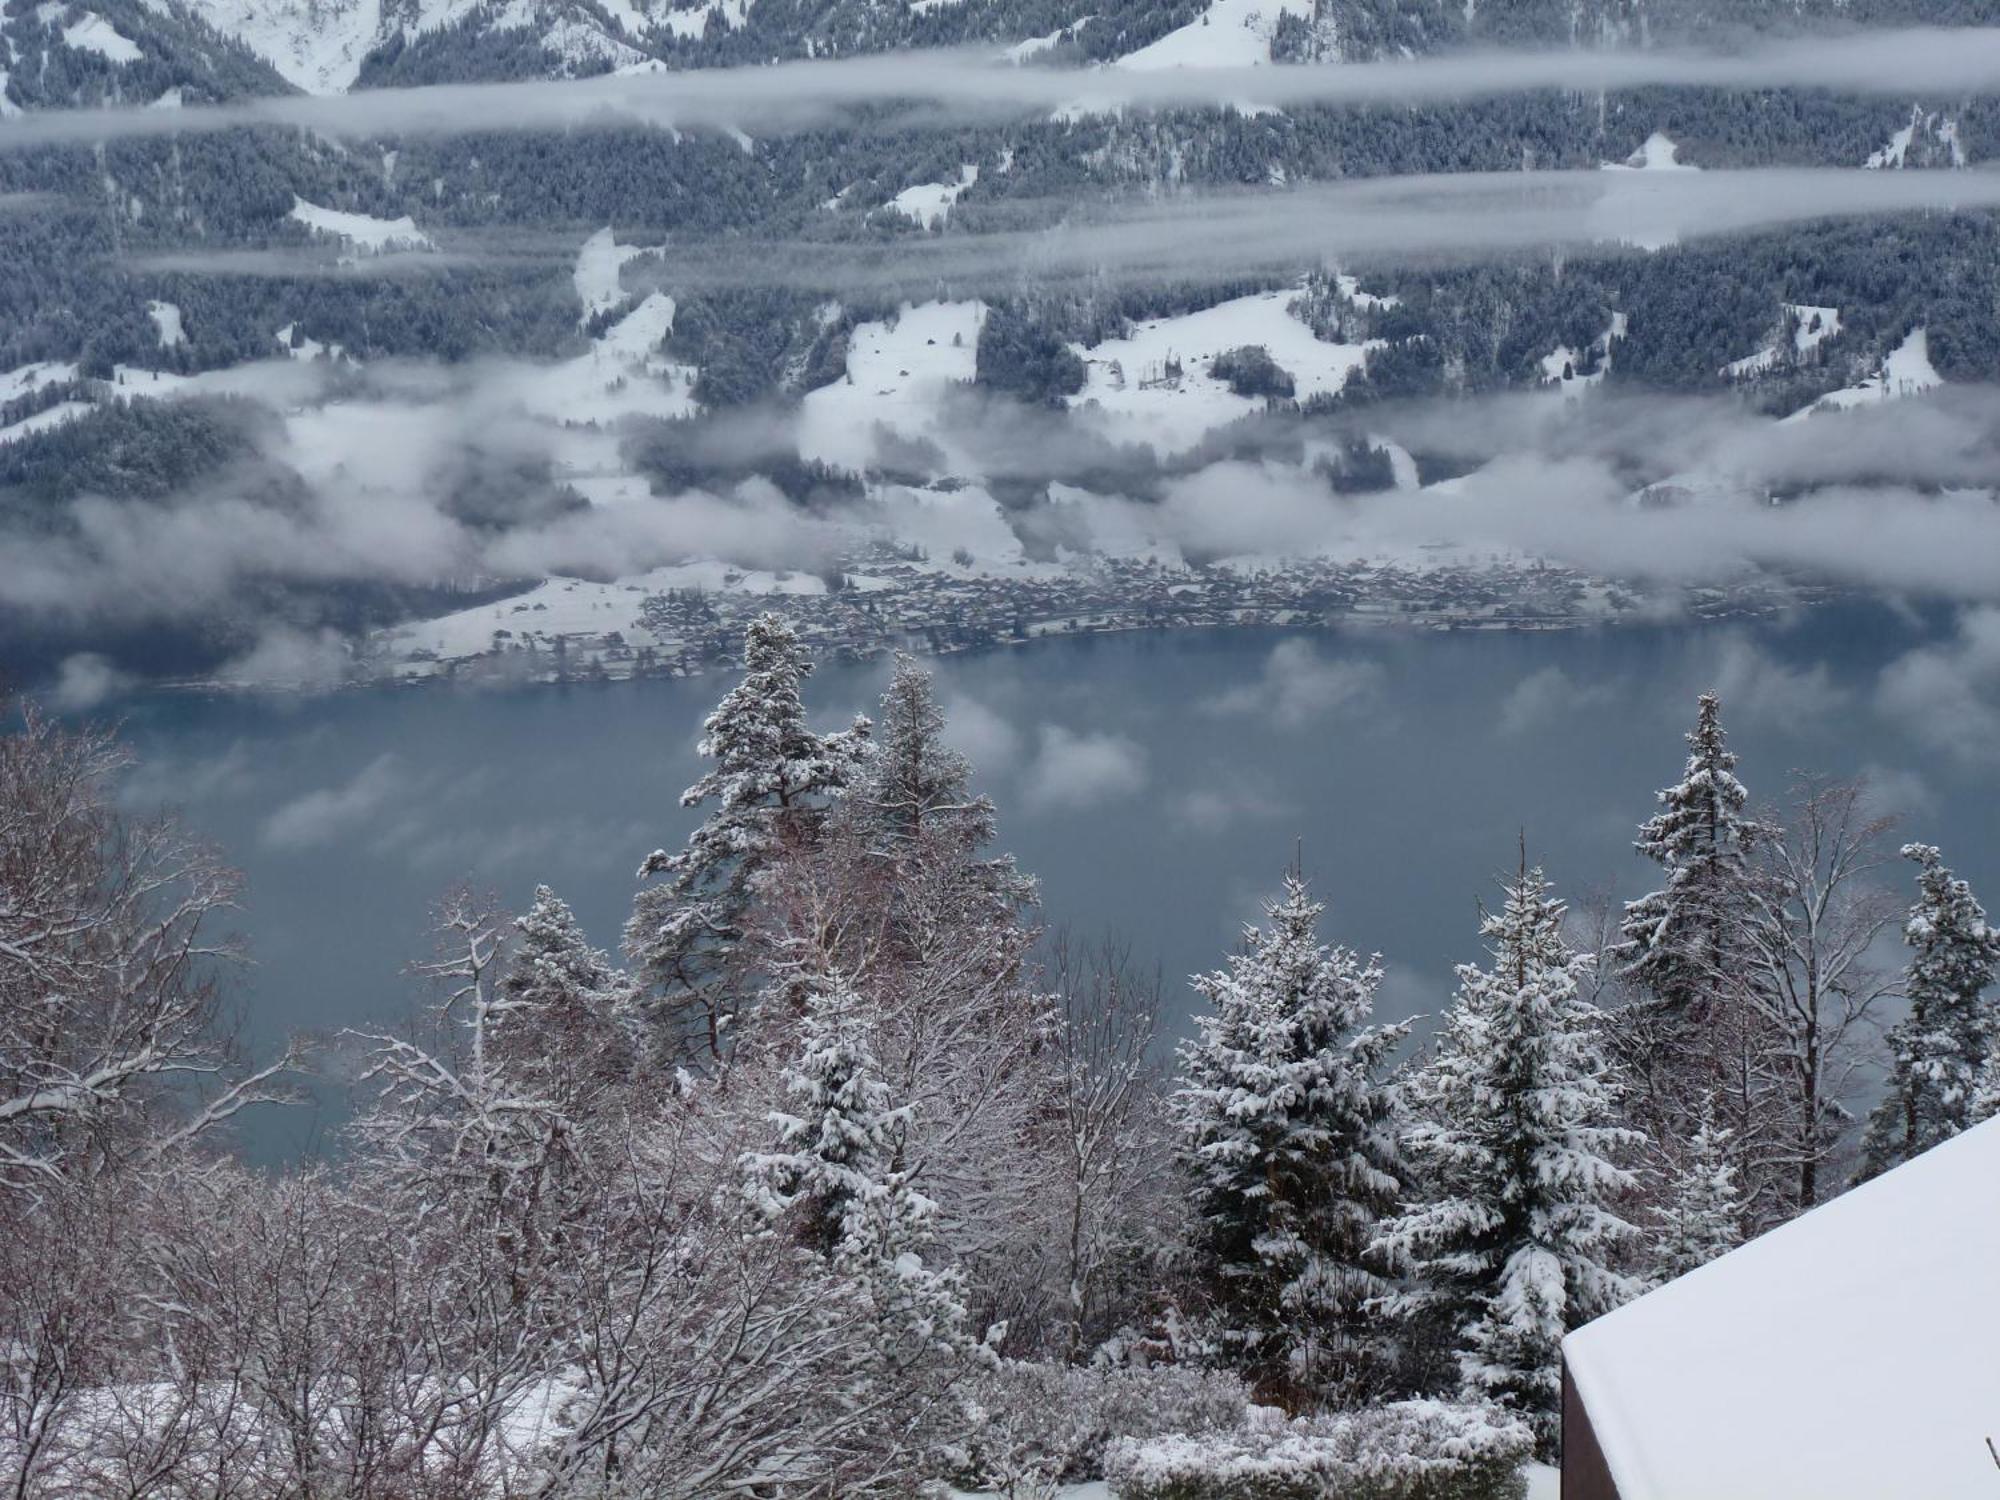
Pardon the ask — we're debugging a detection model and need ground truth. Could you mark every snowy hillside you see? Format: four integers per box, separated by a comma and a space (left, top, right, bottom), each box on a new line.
174, 0, 662, 91
1068, 290, 1378, 453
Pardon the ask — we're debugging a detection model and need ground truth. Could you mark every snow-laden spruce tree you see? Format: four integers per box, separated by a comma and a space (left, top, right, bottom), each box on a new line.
845, 654, 1035, 912
859, 653, 992, 848
493, 885, 644, 1096
1651, 1103, 1744, 1282
1176, 873, 1409, 1409
1859, 844, 2000, 1177
1380, 863, 1643, 1458
1618, 692, 1762, 1039
627, 613, 869, 1060
747, 978, 979, 1374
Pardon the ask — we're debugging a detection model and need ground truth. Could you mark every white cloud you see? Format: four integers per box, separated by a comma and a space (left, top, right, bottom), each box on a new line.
941, 690, 1024, 778
218, 627, 354, 691
1202, 638, 1383, 729
49, 653, 134, 712
1498, 665, 1615, 736
1875, 607, 2000, 762
1022, 725, 1148, 812
260, 754, 407, 850
18, 31, 2000, 150
1172, 782, 1290, 833
1701, 635, 1849, 727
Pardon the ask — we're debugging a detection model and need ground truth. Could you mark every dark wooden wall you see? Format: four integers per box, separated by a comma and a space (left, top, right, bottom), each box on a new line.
1562, 1360, 1623, 1500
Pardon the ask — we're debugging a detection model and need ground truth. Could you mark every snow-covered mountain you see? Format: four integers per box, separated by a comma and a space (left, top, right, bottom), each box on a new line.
172, 0, 695, 92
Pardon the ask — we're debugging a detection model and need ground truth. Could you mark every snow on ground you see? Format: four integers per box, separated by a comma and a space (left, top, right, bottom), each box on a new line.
798, 300, 986, 473
178, 0, 382, 93
0, 360, 80, 406
1790, 303, 1841, 356
1539, 312, 1625, 398
1523, 1463, 1559, 1500
106, 359, 327, 405
289, 196, 435, 256
875, 483, 1065, 577
1602, 132, 1693, 172
538, 15, 649, 70
1004, 23, 1073, 61
1865, 104, 1964, 169
886, 165, 978, 230
147, 300, 186, 349
1067, 290, 1376, 454
39, 5, 143, 62
493, 291, 698, 429
384, 566, 826, 664
1787, 326, 1939, 420
1723, 302, 1840, 378
276, 323, 347, 362
573, 226, 649, 324
1868, 108, 1921, 169
1565, 1116, 2000, 1500
149, 85, 183, 108
0, 71, 19, 119
1335, 273, 1400, 311
1116, 0, 1310, 68
0, 401, 93, 446
659, 0, 747, 39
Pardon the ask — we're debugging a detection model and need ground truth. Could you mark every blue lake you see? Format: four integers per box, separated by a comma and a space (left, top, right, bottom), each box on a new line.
110, 603, 1999, 1159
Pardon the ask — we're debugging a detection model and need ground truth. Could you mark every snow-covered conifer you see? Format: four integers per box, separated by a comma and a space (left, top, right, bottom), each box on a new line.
860, 653, 992, 848
1859, 844, 2000, 1175
1651, 1105, 1743, 1282
748, 979, 977, 1370
1176, 874, 1409, 1408
626, 614, 869, 1059
1618, 693, 1761, 1031
1379, 864, 1643, 1457
494, 885, 643, 1096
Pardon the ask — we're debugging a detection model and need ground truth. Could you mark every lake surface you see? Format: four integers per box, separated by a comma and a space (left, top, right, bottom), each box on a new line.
109, 603, 1999, 1160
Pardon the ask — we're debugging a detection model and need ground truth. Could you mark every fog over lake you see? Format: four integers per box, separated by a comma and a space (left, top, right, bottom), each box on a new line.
109, 603, 1999, 1160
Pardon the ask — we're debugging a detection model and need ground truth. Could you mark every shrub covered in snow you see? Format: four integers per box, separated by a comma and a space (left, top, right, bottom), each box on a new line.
1104, 1399, 1533, 1500
1209, 343, 1297, 400
942, 1361, 1251, 1491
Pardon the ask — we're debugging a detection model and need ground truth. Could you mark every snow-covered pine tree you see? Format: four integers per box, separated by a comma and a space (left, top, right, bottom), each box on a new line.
1651, 1103, 1743, 1282
860, 653, 991, 848
626, 613, 869, 1060
847, 654, 1035, 910
494, 885, 643, 1097
1858, 844, 2000, 1177
1175, 873, 1409, 1410
1618, 693, 1761, 1033
747, 979, 978, 1373
1975, 1044, 2000, 1126
1379, 863, 1643, 1458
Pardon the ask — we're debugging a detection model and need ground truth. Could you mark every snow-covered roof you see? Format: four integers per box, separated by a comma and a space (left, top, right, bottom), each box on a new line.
1563, 1117, 2000, 1499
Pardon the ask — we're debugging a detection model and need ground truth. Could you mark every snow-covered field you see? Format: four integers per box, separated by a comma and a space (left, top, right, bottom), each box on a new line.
1067, 290, 1376, 453
289, 196, 435, 256
0, 399, 94, 447
38, 3, 142, 61
573, 226, 650, 323
1788, 326, 1939, 420
1116, 0, 1311, 69
0, 360, 79, 407
1602, 131, 1694, 173
887, 165, 980, 229
799, 299, 987, 472
147, 300, 187, 350
1724, 302, 1840, 378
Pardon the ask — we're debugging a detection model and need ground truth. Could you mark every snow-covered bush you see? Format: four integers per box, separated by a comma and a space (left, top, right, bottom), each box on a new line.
1104, 1399, 1533, 1500
943, 1362, 1251, 1491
